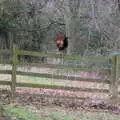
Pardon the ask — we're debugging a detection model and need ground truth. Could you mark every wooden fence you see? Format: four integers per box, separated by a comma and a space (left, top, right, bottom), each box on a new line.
0, 45, 120, 102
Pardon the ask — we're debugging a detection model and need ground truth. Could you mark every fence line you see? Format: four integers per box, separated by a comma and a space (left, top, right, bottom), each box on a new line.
0, 45, 120, 103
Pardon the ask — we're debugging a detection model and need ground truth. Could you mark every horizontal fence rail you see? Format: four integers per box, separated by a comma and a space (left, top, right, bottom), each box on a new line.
18, 63, 111, 74
0, 50, 11, 55
17, 49, 110, 62
0, 70, 111, 84
0, 45, 120, 103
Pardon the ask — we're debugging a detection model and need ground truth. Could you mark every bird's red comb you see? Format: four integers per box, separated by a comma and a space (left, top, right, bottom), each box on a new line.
56, 33, 62, 40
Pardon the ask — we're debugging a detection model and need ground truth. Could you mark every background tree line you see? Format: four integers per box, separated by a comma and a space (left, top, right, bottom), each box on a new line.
0, 0, 120, 57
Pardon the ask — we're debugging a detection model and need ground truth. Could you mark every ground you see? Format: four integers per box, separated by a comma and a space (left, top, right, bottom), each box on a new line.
0, 65, 120, 119
0, 102, 120, 120
0, 94, 120, 120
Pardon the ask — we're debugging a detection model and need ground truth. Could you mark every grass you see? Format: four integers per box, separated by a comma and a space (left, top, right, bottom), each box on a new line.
41, 112, 73, 120
39, 106, 120, 120
17, 75, 74, 87
3, 105, 73, 120
20, 76, 55, 84
4, 106, 40, 120
1, 105, 120, 120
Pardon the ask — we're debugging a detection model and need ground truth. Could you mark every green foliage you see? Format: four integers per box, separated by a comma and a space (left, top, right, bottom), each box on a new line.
4, 106, 40, 120
0, 0, 49, 51
43, 112, 73, 120
1, 105, 120, 120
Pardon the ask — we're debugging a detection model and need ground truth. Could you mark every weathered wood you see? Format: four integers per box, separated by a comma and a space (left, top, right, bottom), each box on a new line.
16, 82, 109, 93
0, 89, 11, 94
11, 45, 17, 97
0, 61, 11, 64
0, 81, 11, 85
0, 70, 11, 74
0, 50, 11, 55
18, 62, 111, 74
1, 48, 120, 102
0, 70, 110, 84
17, 50, 110, 62
16, 71, 110, 84
109, 55, 119, 103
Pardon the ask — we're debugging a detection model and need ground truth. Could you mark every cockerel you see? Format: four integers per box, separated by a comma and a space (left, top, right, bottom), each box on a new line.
56, 33, 68, 51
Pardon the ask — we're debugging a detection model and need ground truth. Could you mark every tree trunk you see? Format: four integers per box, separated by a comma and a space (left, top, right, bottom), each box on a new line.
63, 0, 74, 55
63, 0, 80, 55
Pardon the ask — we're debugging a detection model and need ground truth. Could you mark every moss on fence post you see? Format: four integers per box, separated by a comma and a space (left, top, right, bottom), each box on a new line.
11, 44, 17, 98
109, 55, 119, 104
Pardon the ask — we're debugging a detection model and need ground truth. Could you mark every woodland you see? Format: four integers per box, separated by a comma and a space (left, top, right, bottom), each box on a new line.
0, 1, 120, 119
0, 0, 120, 57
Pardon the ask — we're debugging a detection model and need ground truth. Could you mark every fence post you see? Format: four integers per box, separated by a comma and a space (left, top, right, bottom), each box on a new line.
11, 44, 17, 98
109, 55, 119, 104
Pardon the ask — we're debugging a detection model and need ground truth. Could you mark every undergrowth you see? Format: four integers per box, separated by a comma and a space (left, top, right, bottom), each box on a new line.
0, 105, 119, 120
4, 106, 39, 120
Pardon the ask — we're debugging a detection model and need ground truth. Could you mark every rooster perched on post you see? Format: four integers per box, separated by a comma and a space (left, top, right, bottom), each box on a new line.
56, 33, 68, 52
